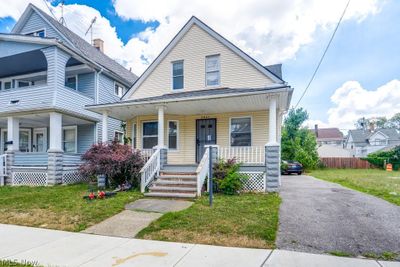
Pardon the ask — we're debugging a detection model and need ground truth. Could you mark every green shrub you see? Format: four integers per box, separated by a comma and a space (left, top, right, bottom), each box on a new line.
213, 158, 246, 195
365, 146, 400, 169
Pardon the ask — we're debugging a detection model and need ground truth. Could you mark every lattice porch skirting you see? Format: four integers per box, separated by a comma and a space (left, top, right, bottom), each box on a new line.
240, 171, 266, 192
62, 166, 89, 184
12, 168, 48, 186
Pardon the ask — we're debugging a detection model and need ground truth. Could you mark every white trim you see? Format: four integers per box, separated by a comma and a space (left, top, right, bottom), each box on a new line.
171, 60, 184, 91
122, 16, 283, 100
62, 126, 78, 153
65, 75, 78, 91
142, 120, 158, 149
167, 120, 179, 151
114, 130, 124, 144
229, 116, 252, 147
131, 122, 137, 149
33, 127, 48, 152
21, 28, 46, 37
114, 81, 126, 97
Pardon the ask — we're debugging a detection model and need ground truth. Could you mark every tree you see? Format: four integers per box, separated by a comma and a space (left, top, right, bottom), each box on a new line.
389, 113, 400, 130
281, 108, 319, 169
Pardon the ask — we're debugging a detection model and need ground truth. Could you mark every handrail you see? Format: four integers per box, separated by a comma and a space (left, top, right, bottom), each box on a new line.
0, 154, 7, 186
196, 147, 210, 196
139, 148, 161, 193
218, 146, 265, 164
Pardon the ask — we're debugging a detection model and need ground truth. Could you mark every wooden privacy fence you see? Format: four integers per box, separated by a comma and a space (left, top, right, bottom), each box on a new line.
320, 157, 373, 169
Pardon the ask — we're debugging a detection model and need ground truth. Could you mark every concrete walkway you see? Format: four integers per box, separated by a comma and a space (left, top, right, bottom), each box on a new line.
1, 224, 398, 267
277, 175, 400, 259
82, 199, 193, 238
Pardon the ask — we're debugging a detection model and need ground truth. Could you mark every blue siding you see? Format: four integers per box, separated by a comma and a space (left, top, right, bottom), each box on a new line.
77, 124, 95, 153
77, 72, 95, 99
0, 41, 45, 58
14, 153, 48, 166
18, 11, 66, 42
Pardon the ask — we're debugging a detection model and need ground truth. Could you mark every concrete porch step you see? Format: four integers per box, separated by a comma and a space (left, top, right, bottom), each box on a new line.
155, 180, 197, 186
157, 175, 197, 181
144, 192, 197, 198
159, 171, 197, 176
150, 186, 197, 193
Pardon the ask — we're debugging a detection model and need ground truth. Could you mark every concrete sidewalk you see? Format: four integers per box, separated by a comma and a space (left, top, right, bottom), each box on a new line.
0, 224, 398, 267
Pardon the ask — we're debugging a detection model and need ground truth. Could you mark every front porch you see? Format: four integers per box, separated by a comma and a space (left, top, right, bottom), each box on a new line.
89, 87, 289, 195
0, 112, 96, 186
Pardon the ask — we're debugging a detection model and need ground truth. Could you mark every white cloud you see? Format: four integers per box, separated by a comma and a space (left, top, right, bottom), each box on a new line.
0, 0, 382, 75
315, 80, 400, 129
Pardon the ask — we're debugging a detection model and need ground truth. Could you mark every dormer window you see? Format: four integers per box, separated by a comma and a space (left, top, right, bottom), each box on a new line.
172, 61, 184, 90
114, 83, 126, 97
206, 55, 220, 86
26, 29, 45, 38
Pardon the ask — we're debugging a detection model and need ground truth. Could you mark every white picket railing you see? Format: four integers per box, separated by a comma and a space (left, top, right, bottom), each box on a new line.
218, 146, 265, 164
196, 147, 210, 196
140, 148, 161, 193
140, 149, 154, 160
0, 154, 6, 186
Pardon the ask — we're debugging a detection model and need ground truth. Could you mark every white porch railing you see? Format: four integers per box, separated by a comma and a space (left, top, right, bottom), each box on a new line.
140, 149, 154, 160
140, 148, 161, 193
218, 146, 265, 164
0, 154, 6, 186
196, 147, 210, 196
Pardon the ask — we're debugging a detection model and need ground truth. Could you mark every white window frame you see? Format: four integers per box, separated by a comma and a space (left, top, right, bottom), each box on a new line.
62, 126, 78, 154
65, 75, 78, 90
142, 121, 158, 149
114, 82, 126, 97
1, 79, 13, 90
131, 122, 137, 149
114, 130, 124, 144
23, 28, 46, 38
0, 128, 32, 153
33, 128, 48, 152
167, 120, 179, 151
205, 54, 221, 87
171, 60, 184, 90
229, 116, 252, 147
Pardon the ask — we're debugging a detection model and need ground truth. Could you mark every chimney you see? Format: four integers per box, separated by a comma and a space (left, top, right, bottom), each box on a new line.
93, 38, 104, 53
314, 124, 319, 138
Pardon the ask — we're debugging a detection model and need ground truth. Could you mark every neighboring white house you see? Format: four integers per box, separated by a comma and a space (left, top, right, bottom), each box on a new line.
345, 128, 400, 157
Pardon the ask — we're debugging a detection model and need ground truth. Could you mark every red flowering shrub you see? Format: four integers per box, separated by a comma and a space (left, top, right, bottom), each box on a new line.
80, 141, 144, 188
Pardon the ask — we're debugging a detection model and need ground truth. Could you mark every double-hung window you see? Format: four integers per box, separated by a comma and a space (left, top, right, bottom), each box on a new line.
142, 122, 158, 149
114, 83, 126, 97
168, 121, 178, 150
172, 61, 184, 90
230, 117, 251, 146
65, 76, 77, 90
206, 55, 220, 86
63, 126, 77, 153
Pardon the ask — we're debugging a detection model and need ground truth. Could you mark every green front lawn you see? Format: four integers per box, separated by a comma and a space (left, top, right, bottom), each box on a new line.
137, 193, 281, 249
0, 184, 142, 231
309, 169, 400, 206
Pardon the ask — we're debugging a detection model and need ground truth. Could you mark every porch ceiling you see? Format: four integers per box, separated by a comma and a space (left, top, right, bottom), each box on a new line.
89, 87, 293, 120
0, 112, 94, 128
0, 50, 47, 78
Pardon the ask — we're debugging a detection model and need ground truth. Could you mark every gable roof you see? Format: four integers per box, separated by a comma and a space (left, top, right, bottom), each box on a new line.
347, 129, 370, 147
312, 128, 344, 141
375, 128, 400, 140
122, 16, 285, 100
11, 4, 137, 86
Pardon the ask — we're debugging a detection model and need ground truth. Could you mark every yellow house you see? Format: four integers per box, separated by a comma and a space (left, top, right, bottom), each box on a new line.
87, 17, 293, 197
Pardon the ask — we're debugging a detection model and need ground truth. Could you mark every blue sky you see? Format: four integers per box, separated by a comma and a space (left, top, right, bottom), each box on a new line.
0, 0, 399, 130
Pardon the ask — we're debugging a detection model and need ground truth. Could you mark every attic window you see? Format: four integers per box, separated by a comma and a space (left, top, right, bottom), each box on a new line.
26, 29, 45, 38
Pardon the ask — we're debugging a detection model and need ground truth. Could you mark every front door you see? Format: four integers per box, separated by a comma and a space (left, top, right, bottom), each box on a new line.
33, 128, 47, 152
196, 119, 217, 163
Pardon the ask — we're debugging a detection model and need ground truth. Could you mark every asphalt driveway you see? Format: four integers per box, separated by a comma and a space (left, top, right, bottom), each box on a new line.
277, 175, 400, 259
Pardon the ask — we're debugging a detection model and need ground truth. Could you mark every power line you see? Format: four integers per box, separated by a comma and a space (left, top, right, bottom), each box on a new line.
42, 0, 58, 21
294, 0, 351, 109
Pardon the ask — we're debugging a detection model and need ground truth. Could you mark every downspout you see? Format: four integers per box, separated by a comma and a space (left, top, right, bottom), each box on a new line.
94, 68, 104, 143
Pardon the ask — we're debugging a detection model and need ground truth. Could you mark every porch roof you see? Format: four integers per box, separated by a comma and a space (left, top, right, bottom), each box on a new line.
86, 86, 293, 120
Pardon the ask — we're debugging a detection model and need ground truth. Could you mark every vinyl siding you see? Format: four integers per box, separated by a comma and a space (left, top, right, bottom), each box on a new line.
129, 24, 275, 100
77, 124, 95, 153
0, 41, 46, 57
77, 72, 95, 99
18, 11, 65, 41
126, 110, 269, 164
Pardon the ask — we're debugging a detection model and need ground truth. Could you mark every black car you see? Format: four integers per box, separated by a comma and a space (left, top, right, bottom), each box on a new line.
281, 160, 303, 175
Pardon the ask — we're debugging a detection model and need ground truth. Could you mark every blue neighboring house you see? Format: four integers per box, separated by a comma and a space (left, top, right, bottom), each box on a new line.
0, 4, 137, 186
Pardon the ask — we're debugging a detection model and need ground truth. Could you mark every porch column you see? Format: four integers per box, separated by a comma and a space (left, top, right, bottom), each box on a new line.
102, 111, 108, 143
48, 112, 63, 185
265, 97, 280, 192
157, 106, 165, 148
7, 117, 19, 151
